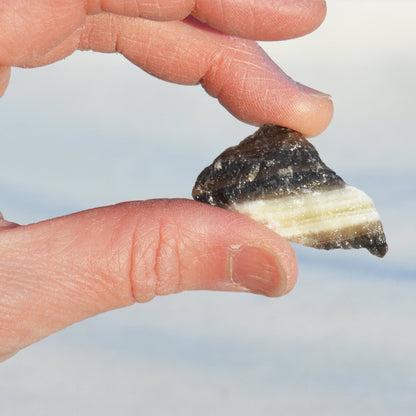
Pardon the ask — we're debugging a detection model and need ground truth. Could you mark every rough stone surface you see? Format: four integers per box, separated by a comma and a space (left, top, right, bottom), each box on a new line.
193, 125, 388, 257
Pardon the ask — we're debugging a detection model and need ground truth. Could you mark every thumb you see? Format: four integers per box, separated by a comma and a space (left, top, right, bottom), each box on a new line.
0, 199, 297, 359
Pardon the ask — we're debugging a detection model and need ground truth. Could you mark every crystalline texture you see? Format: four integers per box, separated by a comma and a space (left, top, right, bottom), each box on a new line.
192, 125, 388, 257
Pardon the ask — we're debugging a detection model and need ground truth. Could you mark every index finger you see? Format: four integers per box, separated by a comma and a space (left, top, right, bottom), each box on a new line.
30, 14, 332, 137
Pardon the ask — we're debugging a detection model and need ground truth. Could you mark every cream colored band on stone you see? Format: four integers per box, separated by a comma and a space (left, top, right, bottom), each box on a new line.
232, 185, 381, 241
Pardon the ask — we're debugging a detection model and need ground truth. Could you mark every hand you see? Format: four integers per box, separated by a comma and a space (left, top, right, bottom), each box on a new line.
0, 0, 332, 361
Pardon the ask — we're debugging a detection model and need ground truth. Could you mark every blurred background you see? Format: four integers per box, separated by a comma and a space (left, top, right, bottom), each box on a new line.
1, 1, 415, 415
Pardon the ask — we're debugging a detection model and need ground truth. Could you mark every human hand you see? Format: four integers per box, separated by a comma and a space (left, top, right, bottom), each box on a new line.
0, 0, 333, 361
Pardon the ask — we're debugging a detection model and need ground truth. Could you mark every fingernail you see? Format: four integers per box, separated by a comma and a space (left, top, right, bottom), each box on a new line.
294, 80, 331, 98
229, 245, 287, 297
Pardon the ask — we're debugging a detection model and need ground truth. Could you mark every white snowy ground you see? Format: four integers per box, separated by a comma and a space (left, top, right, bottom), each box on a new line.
1, 2, 415, 415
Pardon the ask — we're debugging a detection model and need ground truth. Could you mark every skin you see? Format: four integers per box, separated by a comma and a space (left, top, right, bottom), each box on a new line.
0, 0, 333, 362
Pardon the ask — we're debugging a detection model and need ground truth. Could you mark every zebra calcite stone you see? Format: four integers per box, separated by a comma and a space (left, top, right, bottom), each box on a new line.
192, 124, 388, 257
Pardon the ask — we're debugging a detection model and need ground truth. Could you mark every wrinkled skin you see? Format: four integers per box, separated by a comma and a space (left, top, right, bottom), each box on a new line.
0, 0, 333, 362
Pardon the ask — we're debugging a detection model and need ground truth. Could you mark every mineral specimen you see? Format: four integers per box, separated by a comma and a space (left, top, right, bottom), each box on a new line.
192, 124, 388, 257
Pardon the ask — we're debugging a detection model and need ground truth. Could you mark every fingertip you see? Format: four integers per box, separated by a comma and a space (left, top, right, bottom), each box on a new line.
281, 244, 298, 296
242, 91, 334, 138
193, 0, 328, 41
203, 41, 334, 137
296, 0, 328, 37
227, 215, 299, 297
287, 92, 334, 137
230, 221, 299, 297
167, 200, 299, 297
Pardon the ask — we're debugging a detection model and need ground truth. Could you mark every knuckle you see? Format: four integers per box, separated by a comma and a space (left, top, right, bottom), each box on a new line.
79, 14, 118, 52
129, 203, 183, 303
153, 216, 182, 296
201, 37, 258, 98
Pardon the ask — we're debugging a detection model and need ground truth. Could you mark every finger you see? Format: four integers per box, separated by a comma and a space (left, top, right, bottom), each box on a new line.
32, 14, 332, 136
0, 1, 332, 135
87, 0, 193, 20
92, 0, 327, 40
0, 0, 192, 67
192, 0, 327, 40
0, 66, 11, 97
0, 199, 297, 359
95, 15, 333, 136
0, 0, 86, 67
0, 0, 324, 68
